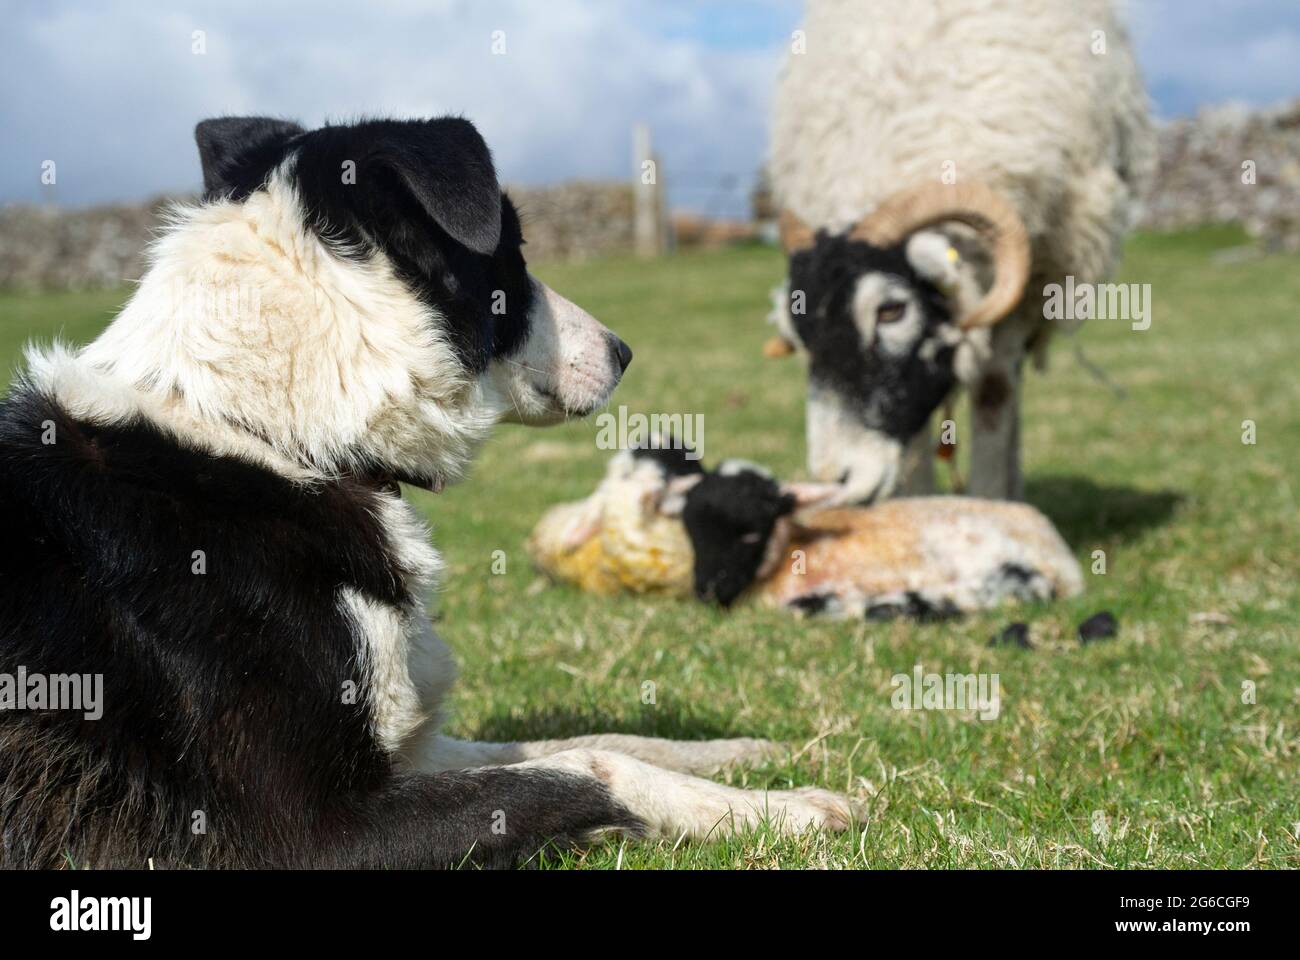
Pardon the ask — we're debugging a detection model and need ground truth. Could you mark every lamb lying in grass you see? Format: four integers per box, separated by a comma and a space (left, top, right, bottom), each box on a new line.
527, 446, 1083, 619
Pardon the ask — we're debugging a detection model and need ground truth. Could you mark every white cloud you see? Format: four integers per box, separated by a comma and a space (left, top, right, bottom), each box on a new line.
0, 0, 791, 213
3, 0, 1297, 213
1128, 0, 1300, 117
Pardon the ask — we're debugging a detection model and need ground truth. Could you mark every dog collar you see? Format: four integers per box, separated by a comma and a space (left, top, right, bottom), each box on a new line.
348, 468, 446, 497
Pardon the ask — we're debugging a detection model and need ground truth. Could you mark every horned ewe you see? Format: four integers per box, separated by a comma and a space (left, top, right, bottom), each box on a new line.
527, 446, 1083, 618
766, 0, 1155, 503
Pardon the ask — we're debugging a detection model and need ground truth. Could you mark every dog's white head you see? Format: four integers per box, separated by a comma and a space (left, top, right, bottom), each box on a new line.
76, 116, 630, 489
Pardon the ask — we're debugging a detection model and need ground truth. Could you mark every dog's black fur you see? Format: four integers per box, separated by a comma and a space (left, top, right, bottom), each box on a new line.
0, 117, 639, 869
198, 116, 535, 378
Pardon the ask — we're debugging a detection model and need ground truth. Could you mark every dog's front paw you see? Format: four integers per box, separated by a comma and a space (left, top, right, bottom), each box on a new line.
761, 787, 861, 833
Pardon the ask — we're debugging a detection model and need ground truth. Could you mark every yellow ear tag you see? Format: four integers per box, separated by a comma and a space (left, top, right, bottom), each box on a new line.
935, 247, 963, 296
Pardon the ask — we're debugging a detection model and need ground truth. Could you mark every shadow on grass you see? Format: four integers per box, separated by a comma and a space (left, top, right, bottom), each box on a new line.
1026, 474, 1184, 545
471, 705, 750, 744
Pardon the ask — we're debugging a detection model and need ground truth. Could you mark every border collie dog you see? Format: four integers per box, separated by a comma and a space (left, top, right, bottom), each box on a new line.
0, 116, 854, 868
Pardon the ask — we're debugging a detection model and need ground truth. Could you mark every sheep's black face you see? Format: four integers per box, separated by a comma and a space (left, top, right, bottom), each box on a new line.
786, 233, 959, 504
681, 470, 794, 607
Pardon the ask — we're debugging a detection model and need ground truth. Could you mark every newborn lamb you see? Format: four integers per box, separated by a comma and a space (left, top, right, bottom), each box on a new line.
527, 445, 1083, 619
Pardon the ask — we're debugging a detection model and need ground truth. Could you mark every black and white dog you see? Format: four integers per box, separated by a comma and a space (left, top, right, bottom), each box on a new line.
0, 116, 853, 868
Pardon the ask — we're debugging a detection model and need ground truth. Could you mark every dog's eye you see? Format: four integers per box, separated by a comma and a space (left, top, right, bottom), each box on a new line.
877, 301, 907, 324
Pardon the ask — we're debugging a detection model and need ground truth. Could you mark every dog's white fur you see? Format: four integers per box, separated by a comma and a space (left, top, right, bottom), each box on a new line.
80, 172, 498, 486
31, 172, 856, 842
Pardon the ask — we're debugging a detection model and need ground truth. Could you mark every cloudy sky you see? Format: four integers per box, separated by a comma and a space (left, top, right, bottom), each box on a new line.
3, 0, 1298, 213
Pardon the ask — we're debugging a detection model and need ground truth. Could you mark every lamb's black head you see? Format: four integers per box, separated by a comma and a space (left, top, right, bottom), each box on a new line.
665, 462, 838, 608
773, 183, 1031, 504
679, 466, 793, 607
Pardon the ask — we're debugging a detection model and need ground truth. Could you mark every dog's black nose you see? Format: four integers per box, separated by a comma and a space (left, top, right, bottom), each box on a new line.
608, 335, 633, 374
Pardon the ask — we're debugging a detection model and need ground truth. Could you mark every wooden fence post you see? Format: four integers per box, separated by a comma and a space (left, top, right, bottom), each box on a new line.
633, 122, 667, 257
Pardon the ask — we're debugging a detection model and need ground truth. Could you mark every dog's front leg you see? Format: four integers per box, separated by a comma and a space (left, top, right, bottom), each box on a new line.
302, 767, 642, 869
407, 732, 783, 776
503, 749, 859, 840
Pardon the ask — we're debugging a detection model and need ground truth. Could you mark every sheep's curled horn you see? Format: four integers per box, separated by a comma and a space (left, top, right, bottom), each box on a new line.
765, 180, 1032, 356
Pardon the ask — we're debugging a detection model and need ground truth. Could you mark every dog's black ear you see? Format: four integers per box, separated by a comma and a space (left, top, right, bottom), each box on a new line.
195, 117, 305, 199
373, 118, 503, 255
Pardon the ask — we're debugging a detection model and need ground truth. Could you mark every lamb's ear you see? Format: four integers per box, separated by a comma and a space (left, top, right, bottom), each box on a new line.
658, 473, 704, 517
374, 118, 503, 255
779, 482, 842, 512
195, 117, 304, 198
558, 501, 604, 552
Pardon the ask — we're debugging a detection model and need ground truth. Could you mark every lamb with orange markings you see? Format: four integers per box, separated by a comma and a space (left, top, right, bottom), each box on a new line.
527, 444, 1082, 619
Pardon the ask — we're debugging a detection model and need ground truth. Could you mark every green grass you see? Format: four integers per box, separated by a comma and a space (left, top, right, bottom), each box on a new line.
2, 227, 1297, 868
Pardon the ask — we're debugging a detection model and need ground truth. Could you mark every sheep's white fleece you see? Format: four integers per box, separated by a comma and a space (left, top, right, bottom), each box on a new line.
770, 0, 1155, 312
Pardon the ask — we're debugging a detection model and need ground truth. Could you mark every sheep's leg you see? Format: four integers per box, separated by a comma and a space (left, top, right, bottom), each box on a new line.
968, 318, 1028, 501
1007, 380, 1023, 499
968, 370, 1022, 500
896, 419, 935, 495
407, 733, 784, 777
505, 748, 858, 840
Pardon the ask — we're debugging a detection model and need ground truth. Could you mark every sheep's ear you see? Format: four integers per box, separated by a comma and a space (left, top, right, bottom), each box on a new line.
905, 231, 964, 294
764, 281, 800, 359
779, 482, 841, 512
905, 229, 990, 317
658, 474, 703, 517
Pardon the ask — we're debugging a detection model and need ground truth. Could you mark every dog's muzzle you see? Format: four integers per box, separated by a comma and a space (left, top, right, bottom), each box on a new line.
494, 279, 630, 425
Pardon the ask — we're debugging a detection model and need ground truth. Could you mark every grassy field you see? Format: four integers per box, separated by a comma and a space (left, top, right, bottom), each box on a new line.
1, 227, 1297, 868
